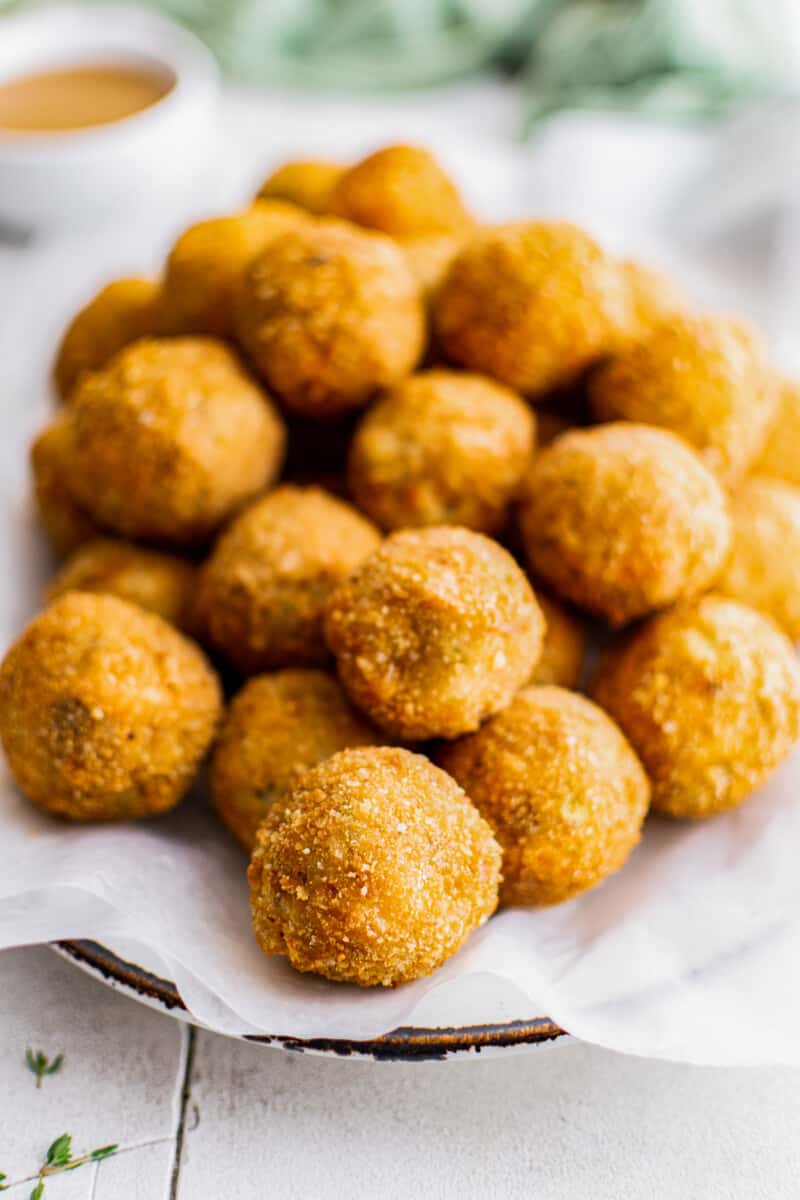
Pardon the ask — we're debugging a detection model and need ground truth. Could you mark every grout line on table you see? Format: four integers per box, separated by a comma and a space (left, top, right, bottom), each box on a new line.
169, 1025, 196, 1200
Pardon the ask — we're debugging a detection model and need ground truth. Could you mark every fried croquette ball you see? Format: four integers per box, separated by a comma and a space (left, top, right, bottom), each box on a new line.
61, 338, 286, 547
54, 277, 160, 400
398, 232, 463, 300
30, 416, 98, 558
716, 476, 800, 641
196, 486, 381, 674
589, 314, 775, 485
618, 259, 686, 342
434, 221, 629, 398
46, 538, 196, 630
530, 593, 586, 688
329, 144, 472, 237
236, 222, 425, 418
438, 687, 649, 906
347, 369, 535, 535
593, 595, 800, 820
210, 669, 380, 851
248, 746, 501, 986
519, 424, 731, 627
159, 201, 308, 338
754, 376, 800, 486
256, 159, 344, 215
0, 592, 222, 821
324, 526, 544, 740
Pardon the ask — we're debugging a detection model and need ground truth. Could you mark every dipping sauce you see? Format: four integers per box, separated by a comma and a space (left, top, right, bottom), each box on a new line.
0, 63, 174, 133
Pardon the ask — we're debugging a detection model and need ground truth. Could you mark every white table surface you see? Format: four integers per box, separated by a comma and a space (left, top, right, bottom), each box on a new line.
2, 944, 800, 1199
2, 75, 800, 1198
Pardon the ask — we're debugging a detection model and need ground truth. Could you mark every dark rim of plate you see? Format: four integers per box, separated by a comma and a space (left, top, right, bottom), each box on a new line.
56, 938, 565, 1061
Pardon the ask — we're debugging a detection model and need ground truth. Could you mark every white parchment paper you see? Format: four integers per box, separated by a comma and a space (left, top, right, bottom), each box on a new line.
1, 101, 798, 1064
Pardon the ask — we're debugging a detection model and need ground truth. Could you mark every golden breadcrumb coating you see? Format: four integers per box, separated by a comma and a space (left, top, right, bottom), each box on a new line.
519, 423, 731, 627
196, 486, 381, 674
589, 314, 775, 485
754, 376, 800, 486
617, 259, 686, 342
159, 201, 309, 338
54, 277, 160, 400
348, 369, 535, 535
211, 669, 380, 852
329, 145, 472, 237
0, 592, 222, 821
529, 592, 586, 688
716, 475, 800, 641
256, 160, 345, 215
397, 232, 464, 300
434, 221, 629, 398
324, 526, 544, 740
47, 538, 196, 630
237, 221, 425, 417
61, 338, 286, 547
593, 595, 800, 820
248, 746, 501, 986
438, 686, 649, 906
30, 415, 98, 558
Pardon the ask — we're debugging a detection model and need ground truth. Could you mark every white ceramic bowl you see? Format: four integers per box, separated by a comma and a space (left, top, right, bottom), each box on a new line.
0, 5, 219, 231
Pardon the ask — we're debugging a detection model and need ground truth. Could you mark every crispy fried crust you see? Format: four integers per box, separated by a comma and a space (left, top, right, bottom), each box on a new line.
61, 338, 286, 547
329, 145, 472, 237
159, 201, 309, 338
256, 160, 345, 215
438, 686, 649, 905
519, 423, 731, 626
196, 486, 381, 673
54, 277, 160, 400
716, 475, 800, 641
592, 595, 800, 819
617, 259, 686, 343
0, 592, 222, 821
248, 746, 501, 986
529, 592, 586, 688
324, 526, 544, 740
348, 369, 535, 535
589, 314, 775, 485
434, 222, 629, 397
47, 538, 196, 630
755, 376, 800, 486
237, 221, 425, 417
397, 232, 464, 301
30, 415, 98, 558
211, 669, 380, 852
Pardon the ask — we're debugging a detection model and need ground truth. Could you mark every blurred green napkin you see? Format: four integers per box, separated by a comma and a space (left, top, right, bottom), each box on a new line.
4, 0, 798, 122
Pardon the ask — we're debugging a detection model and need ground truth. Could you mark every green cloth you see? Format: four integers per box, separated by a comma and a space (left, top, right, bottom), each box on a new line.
4, 0, 797, 122
520, 0, 795, 125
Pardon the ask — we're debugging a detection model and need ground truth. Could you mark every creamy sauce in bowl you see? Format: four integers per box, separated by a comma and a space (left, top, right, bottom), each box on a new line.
0, 62, 174, 133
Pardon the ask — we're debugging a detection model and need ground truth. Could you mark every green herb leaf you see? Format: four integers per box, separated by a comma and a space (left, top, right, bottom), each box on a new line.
90, 1145, 118, 1161
45, 1133, 72, 1168
30, 1181, 44, 1200
26, 1049, 64, 1089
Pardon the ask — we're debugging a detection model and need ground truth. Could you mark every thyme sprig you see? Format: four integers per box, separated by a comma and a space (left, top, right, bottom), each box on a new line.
23, 1134, 118, 1198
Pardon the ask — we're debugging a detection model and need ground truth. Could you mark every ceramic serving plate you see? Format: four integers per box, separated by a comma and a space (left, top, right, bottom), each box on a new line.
53, 940, 564, 1060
